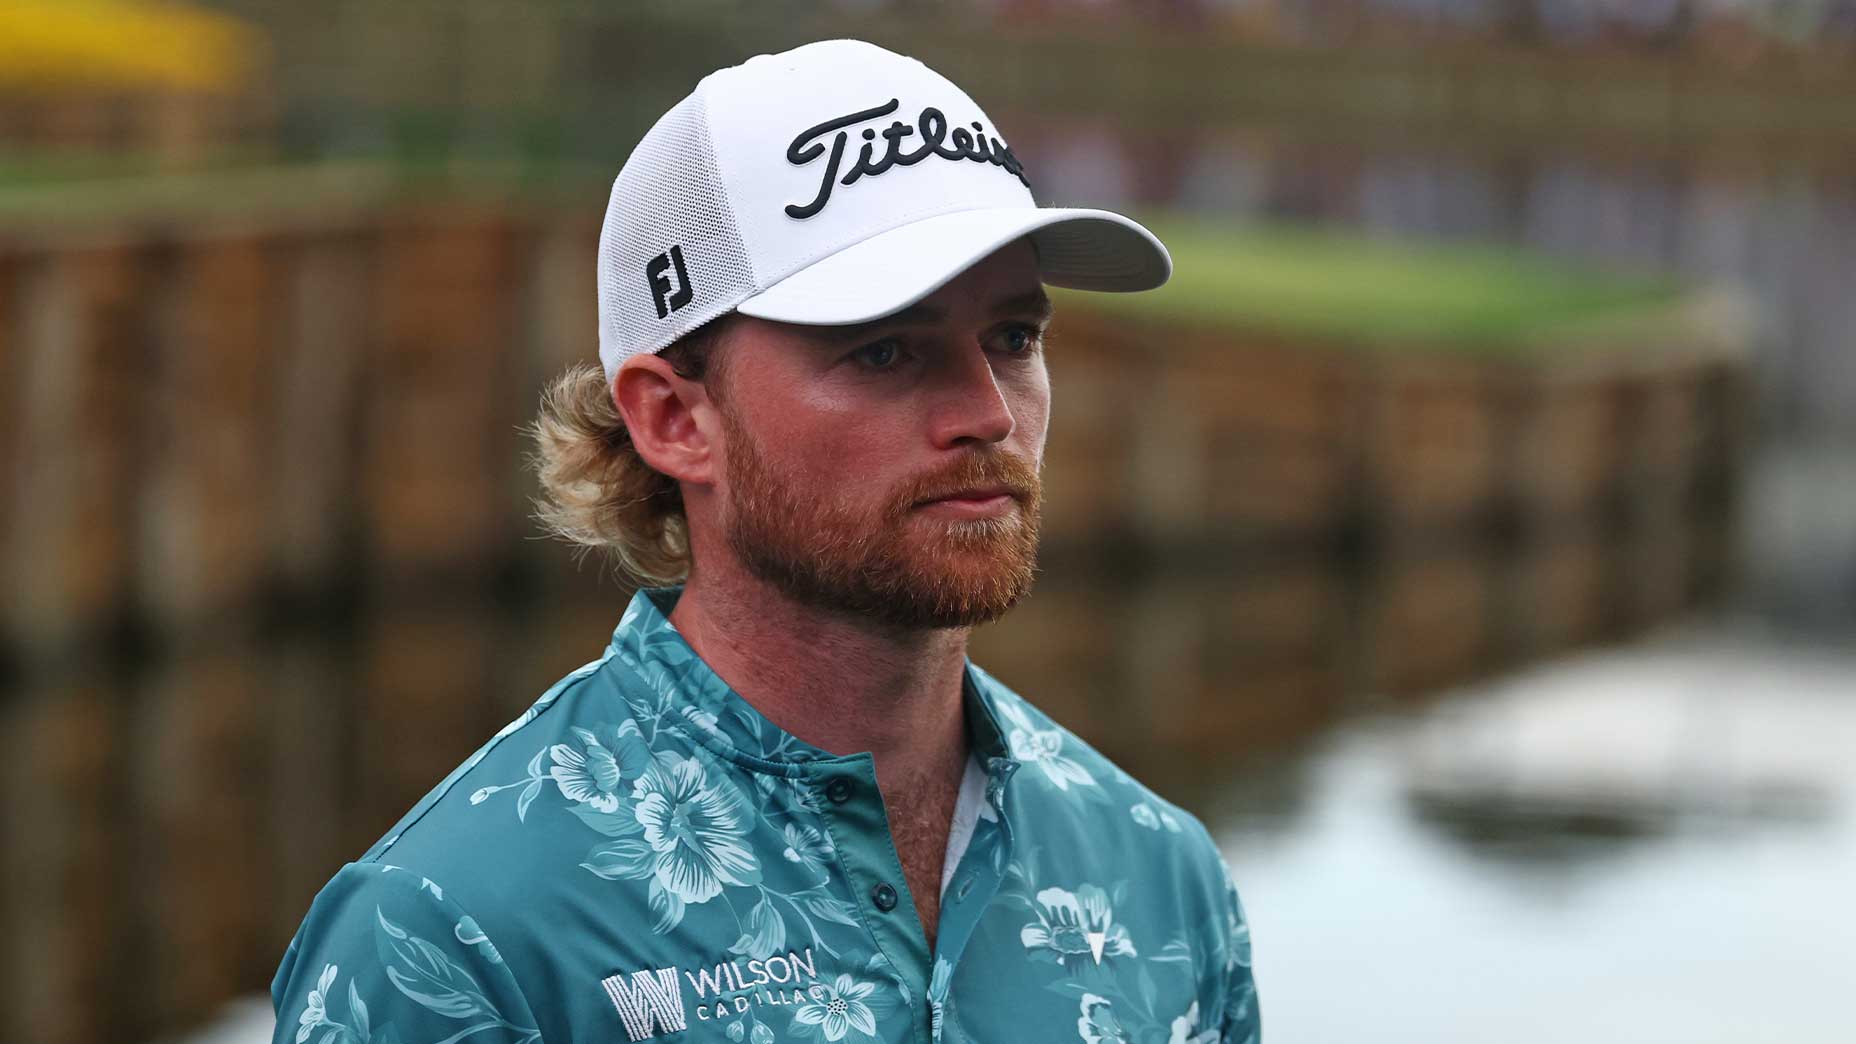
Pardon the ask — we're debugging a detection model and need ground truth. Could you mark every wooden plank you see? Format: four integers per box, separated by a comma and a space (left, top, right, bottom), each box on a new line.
362, 210, 521, 585
1362, 355, 1503, 536
269, 229, 373, 597
1503, 367, 1626, 528
0, 247, 20, 658
2, 246, 147, 660
133, 235, 277, 633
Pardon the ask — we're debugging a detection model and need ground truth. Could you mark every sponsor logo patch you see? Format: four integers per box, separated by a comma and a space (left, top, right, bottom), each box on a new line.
601, 947, 827, 1041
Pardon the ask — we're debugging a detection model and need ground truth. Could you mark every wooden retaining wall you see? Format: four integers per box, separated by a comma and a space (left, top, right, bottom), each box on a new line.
0, 198, 602, 671
0, 198, 1753, 671
1041, 307, 1746, 562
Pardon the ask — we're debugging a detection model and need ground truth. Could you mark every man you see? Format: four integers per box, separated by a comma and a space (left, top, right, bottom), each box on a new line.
271, 39, 1259, 1044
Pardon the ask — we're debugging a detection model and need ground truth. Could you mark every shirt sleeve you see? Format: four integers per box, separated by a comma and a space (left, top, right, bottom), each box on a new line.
1216, 863, 1261, 1044
270, 861, 544, 1044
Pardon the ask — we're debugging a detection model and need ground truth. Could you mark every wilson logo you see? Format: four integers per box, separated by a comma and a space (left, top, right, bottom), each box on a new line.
599, 948, 827, 1038
601, 967, 686, 1042
646, 244, 694, 319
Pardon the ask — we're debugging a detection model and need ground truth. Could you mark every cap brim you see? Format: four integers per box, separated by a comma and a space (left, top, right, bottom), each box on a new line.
733, 207, 1171, 325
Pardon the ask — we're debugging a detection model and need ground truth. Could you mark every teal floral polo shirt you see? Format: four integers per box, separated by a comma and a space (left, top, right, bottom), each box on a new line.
271, 585, 1261, 1044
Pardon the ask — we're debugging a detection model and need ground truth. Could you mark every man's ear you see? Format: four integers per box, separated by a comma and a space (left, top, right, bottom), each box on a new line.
613, 356, 719, 487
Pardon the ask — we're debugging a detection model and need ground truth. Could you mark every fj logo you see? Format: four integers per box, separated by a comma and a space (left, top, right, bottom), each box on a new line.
646, 244, 694, 319
601, 967, 687, 1042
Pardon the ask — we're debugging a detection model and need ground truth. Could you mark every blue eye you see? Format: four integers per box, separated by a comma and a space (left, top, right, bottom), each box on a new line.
853, 339, 904, 369
998, 324, 1042, 354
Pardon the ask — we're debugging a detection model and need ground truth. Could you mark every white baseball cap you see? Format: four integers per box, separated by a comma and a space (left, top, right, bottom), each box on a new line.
596, 37, 1172, 382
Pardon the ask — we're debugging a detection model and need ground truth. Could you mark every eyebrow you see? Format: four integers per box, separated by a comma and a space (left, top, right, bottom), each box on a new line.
814, 288, 1054, 344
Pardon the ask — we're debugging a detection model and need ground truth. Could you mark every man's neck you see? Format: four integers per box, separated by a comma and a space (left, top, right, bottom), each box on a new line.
665, 560, 972, 793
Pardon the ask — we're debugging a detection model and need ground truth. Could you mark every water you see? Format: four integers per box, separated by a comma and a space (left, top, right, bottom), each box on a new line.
1208, 620, 1856, 1043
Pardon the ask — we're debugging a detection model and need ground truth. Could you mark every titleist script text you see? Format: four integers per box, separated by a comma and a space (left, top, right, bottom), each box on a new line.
784, 98, 1031, 220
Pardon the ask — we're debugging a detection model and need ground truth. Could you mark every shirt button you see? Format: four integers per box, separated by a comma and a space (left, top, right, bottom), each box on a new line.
824, 778, 853, 804
872, 882, 899, 911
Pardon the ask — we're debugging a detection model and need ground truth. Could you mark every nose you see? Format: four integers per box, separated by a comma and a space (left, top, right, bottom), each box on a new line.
928, 341, 1016, 449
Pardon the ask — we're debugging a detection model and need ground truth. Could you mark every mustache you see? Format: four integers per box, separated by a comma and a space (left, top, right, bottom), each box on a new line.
896, 451, 1040, 512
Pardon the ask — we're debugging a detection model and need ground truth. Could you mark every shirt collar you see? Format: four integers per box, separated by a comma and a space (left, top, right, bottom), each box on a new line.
605, 584, 1018, 774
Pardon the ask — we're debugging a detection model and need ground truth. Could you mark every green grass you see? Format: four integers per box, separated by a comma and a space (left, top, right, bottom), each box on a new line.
1059, 213, 1692, 355
0, 155, 608, 226
0, 166, 1700, 359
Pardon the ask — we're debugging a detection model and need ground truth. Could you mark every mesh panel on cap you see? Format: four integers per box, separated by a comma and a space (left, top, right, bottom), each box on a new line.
597, 89, 757, 380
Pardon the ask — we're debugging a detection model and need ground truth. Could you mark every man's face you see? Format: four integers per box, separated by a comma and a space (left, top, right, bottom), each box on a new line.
710, 238, 1051, 630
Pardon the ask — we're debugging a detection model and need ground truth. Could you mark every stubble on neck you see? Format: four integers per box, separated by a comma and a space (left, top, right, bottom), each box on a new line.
668, 552, 974, 763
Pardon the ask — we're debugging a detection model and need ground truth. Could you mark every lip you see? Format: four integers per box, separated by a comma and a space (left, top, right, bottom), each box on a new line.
919, 486, 1014, 505
916, 487, 1017, 518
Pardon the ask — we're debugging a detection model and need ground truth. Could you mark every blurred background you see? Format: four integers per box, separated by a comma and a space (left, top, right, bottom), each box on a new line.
2, 2, 1853, 1042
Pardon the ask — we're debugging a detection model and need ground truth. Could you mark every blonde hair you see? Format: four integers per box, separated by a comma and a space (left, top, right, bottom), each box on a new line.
527, 318, 734, 586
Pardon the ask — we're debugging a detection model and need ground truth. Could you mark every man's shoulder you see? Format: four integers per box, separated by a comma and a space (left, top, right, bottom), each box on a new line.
344, 640, 657, 923
271, 857, 542, 1041
280, 640, 679, 1038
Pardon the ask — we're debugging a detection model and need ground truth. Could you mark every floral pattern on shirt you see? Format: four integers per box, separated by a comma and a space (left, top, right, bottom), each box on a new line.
549, 723, 653, 813
284, 867, 541, 1044
1167, 1000, 1220, 1044
275, 586, 1260, 1044
633, 753, 761, 903
1021, 885, 1138, 972
998, 699, 1097, 791
791, 972, 890, 1042
783, 823, 836, 877
1077, 993, 1132, 1044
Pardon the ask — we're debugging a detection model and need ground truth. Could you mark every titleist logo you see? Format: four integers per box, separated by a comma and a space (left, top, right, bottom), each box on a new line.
783, 98, 1030, 220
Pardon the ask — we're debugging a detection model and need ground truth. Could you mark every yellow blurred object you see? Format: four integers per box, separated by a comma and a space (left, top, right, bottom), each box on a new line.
0, 0, 259, 94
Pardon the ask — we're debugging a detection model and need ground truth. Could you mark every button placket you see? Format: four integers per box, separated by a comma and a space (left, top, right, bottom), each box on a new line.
920, 757, 1017, 1042
808, 755, 932, 1030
